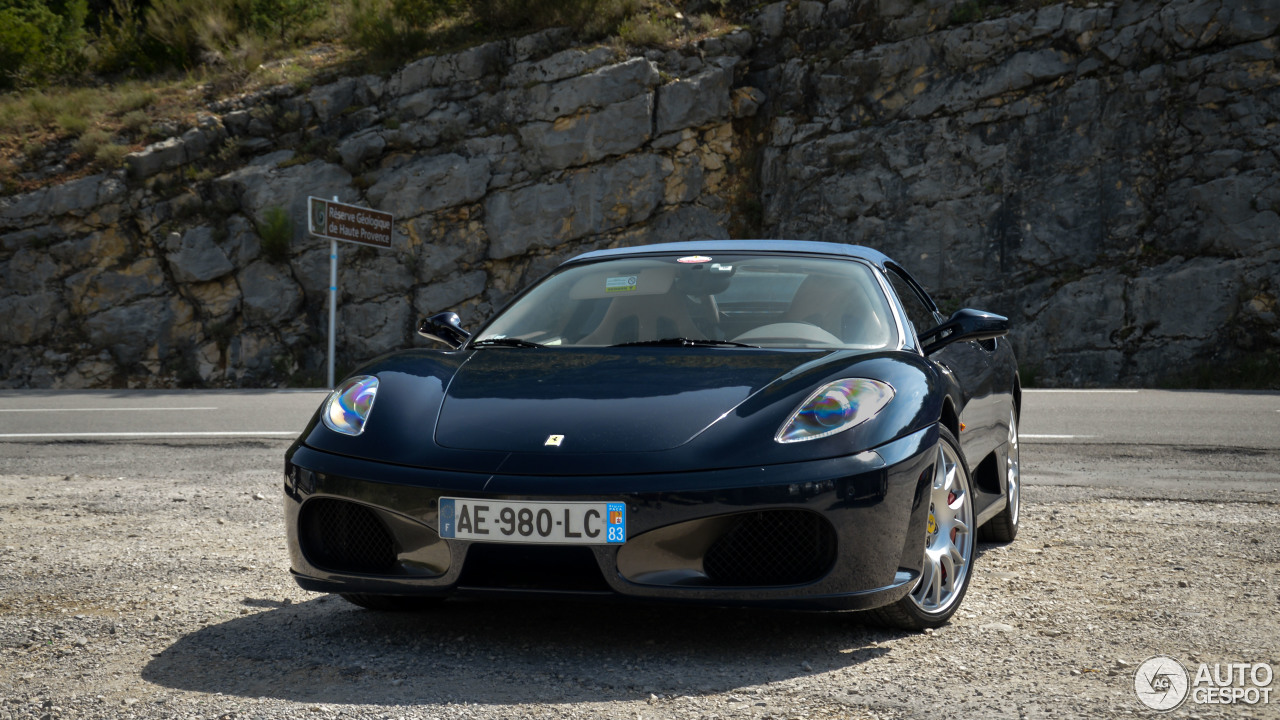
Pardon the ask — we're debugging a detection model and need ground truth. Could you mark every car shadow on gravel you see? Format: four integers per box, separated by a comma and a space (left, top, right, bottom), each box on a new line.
142, 595, 901, 705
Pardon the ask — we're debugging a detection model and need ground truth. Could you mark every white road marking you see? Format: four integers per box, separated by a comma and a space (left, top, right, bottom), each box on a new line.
0, 407, 218, 413
1023, 389, 1140, 393
0, 431, 297, 439
1022, 434, 1097, 440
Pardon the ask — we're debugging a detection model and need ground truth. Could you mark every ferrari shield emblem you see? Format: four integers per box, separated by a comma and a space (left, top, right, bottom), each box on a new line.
545, 434, 564, 447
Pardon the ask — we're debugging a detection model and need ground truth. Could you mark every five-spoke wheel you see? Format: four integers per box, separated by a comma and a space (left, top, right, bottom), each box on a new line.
867, 426, 976, 629
907, 430, 975, 617
981, 409, 1021, 542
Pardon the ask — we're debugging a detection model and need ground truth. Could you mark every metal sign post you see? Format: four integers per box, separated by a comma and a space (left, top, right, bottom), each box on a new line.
307, 196, 395, 389
328, 215, 337, 389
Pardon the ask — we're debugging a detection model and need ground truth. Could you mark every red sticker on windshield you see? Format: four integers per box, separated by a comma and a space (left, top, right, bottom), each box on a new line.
677, 255, 712, 264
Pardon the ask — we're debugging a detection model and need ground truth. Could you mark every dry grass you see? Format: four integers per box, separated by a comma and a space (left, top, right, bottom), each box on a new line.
93, 142, 131, 170
73, 128, 111, 157
0, 2, 739, 196
618, 13, 679, 47
0, 43, 351, 195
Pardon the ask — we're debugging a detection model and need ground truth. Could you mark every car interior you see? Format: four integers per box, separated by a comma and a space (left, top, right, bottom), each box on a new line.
482, 257, 899, 350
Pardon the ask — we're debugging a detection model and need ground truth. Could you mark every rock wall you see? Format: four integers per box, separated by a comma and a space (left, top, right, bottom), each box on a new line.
752, 0, 1280, 385
1, 0, 1278, 388
0, 29, 755, 387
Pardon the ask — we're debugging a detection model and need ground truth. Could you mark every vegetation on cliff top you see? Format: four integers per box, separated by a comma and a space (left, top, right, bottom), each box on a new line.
0, 0, 735, 194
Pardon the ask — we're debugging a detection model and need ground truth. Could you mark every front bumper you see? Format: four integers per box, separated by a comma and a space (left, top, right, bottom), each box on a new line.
284, 425, 938, 611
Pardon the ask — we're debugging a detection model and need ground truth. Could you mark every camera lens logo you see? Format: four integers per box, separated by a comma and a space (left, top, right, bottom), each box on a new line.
1135, 655, 1190, 711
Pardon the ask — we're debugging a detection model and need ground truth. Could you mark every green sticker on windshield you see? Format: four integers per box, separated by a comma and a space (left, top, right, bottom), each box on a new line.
606, 276, 638, 293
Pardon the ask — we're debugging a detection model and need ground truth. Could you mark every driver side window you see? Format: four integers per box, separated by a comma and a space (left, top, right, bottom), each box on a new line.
886, 270, 938, 341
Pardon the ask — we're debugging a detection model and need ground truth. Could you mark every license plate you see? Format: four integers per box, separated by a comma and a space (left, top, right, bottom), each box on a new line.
438, 498, 626, 544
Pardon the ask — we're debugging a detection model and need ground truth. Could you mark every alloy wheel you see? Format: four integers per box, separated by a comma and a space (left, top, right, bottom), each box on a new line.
1007, 411, 1020, 526
908, 439, 975, 615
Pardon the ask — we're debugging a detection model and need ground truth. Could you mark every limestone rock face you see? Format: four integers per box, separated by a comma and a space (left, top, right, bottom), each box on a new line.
2, 1, 1277, 388
656, 61, 734, 135
366, 154, 492, 220
484, 153, 666, 259
753, 0, 1280, 386
165, 227, 234, 284
520, 93, 654, 171
0, 293, 62, 345
239, 261, 304, 327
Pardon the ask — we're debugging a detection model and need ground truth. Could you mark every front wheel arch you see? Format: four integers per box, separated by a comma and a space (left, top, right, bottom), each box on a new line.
864, 425, 976, 630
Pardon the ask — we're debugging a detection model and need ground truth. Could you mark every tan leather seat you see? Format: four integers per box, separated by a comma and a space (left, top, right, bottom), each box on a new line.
579, 292, 703, 346
784, 275, 888, 346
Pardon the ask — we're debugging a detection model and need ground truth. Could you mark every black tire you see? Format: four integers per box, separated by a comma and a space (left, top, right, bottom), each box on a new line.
339, 593, 444, 611
865, 426, 975, 631
980, 409, 1020, 543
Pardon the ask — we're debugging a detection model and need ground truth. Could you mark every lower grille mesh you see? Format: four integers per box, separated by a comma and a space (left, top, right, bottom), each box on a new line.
458, 544, 608, 592
300, 498, 397, 574
703, 510, 836, 586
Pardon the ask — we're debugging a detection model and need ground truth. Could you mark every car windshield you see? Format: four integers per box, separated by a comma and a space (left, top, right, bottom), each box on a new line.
474, 254, 900, 350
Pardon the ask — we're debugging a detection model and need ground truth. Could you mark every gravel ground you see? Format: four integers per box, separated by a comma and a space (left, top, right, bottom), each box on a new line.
1, 439, 1278, 720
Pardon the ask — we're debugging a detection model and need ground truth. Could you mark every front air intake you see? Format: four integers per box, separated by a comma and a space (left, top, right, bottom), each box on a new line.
299, 498, 398, 574
702, 510, 836, 586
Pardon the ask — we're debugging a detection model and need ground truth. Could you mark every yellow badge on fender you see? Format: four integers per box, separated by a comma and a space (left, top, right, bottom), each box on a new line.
545, 434, 564, 447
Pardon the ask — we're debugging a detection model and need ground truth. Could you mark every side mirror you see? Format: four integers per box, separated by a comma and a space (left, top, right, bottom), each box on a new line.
417, 312, 471, 349
920, 308, 1008, 355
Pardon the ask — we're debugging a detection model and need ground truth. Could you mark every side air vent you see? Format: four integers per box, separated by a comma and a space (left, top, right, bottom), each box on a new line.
702, 510, 836, 586
299, 498, 398, 574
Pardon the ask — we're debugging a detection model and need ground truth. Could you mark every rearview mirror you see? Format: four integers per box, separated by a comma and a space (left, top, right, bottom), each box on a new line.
418, 312, 471, 349
920, 308, 1008, 355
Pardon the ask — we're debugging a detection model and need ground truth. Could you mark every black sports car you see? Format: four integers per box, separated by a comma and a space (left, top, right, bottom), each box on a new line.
284, 240, 1021, 629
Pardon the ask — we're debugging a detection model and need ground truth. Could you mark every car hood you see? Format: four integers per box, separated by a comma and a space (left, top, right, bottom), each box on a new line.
298, 347, 938, 476
434, 349, 812, 453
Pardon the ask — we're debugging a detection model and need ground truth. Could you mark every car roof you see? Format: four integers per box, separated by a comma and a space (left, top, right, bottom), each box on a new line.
566, 240, 895, 270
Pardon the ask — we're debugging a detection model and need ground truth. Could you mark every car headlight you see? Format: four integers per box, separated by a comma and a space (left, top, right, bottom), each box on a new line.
321, 375, 379, 436
775, 379, 894, 443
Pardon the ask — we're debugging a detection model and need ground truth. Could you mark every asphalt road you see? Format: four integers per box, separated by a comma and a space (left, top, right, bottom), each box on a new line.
0, 389, 328, 440
0, 387, 1277, 498
0, 387, 1276, 447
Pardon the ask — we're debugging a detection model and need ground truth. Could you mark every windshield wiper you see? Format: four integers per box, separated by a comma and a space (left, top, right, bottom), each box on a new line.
472, 337, 546, 349
611, 337, 758, 348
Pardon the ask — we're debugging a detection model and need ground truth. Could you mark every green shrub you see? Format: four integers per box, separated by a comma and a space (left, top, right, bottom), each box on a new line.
120, 109, 149, 133
250, 0, 325, 42
0, 0, 90, 89
90, 0, 162, 75
0, 157, 16, 193
215, 137, 243, 164
144, 0, 248, 68
116, 88, 156, 113
74, 127, 110, 156
618, 12, 676, 47
93, 142, 130, 168
94, 0, 327, 74
57, 111, 91, 135
949, 0, 995, 24
258, 205, 293, 262
342, 0, 447, 64
469, 0, 637, 36
28, 93, 63, 125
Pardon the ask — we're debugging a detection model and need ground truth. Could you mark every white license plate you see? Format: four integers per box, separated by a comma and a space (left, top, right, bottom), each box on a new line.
438, 498, 626, 544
